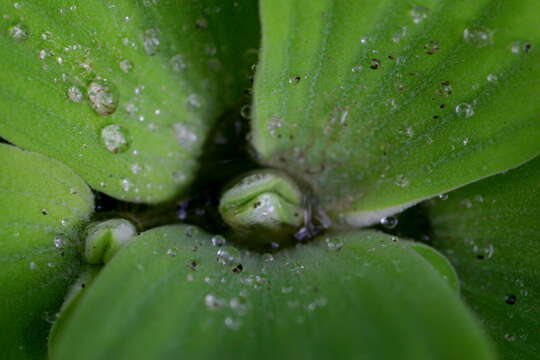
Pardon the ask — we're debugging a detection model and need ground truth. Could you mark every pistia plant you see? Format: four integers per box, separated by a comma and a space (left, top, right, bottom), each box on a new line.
0, 0, 539, 359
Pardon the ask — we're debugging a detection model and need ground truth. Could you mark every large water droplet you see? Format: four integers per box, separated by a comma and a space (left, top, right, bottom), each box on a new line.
455, 103, 474, 118
216, 247, 241, 267
463, 26, 494, 48
204, 294, 224, 310
211, 235, 226, 247
101, 124, 130, 153
87, 78, 119, 115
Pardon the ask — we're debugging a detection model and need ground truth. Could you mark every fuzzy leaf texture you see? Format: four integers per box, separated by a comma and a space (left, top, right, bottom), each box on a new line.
252, 0, 540, 226
0, 0, 259, 203
50, 225, 495, 360
0, 144, 93, 359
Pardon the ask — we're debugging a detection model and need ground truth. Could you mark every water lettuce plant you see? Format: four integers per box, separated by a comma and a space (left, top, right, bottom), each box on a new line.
0, 0, 538, 359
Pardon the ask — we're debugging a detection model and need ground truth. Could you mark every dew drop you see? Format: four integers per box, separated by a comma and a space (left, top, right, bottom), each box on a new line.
455, 103, 474, 118
211, 235, 226, 247
166, 248, 177, 257
395, 174, 410, 188
288, 76, 301, 85
240, 104, 251, 119
8, 23, 28, 41
204, 294, 224, 310
29, 262, 37, 270
130, 163, 142, 174
87, 78, 119, 115
170, 54, 187, 72
409, 6, 430, 24
216, 247, 241, 267
185, 226, 198, 238
101, 124, 130, 153
262, 253, 274, 263
67, 86, 83, 103
119, 59, 134, 73
486, 73, 498, 82
463, 26, 494, 48
380, 216, 398, 229
121, 178, 132, 192
172, 122, 198, 149
351, 64, 363, 72
438, 193, 449, 200
224, 316, 241, 330
143, 27, 160, 56
53, 236, 64, 249
186, 93, 202, 109
325, 237, 344, 251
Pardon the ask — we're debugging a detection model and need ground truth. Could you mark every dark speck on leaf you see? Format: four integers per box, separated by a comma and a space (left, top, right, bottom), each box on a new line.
232, 264, 243, 273
505, 294, 517, 305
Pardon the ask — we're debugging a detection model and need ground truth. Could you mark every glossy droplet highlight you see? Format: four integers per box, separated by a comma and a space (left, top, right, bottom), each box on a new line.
173, 122, 198, 150
325, 237, 344, 251
211, 235, 226, 247
8, 23, 28, 41
409, 6, 430, 24
463, 26, 494, 48
455, 103, 474, 118
101, 124, 130, 153
87, 78, 119, 115
119, 59, 134, 73
67, 86, 83, 103
143, 27, 160, 55
380, 216, 398, 229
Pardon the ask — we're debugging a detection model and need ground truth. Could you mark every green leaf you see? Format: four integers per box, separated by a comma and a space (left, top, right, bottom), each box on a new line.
0, 143, 94, 359
51, 225, 494, 360
426, 155, 540, 360
252, 0, 540, 226
0, 0, 259, 203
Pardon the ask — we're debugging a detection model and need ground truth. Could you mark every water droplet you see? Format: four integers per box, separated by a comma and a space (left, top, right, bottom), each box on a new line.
325, 237, 344, 251
130, 163, 142, 174
143, 27, 160, 56
121, 178, 132, 192
166, 248, 177, 257
185, 226, 198, 238
359, 36, 370, 45
170, 54, 187, 72
204, 294, 224, 310
395, 174, 410, 188
229, 297, 248, 315
8, 23, 28, 41
101, 124, 130, 153
351, 64, 363, 72
262, 253, 274, 263
211, 235, 226, 247
511, 41, 532, 54
438, 193, 449, 200
392, 26, 407, 43
172, 171, 187, 184
87, 78, 119, 115
119, 59, 133, 73
455, 103, 474, 118
463, 26, 494, 48
267, 115, 283, 137
186, 93, 202, 108
240, 104, 251, 119
172, 122, 198, 149
224, 316, 241, 330
67, 86, 83, 103
487, 73, 498, 82
29, 262, 37, 270
38, 49, 47, 60
216, 247, 241, 267
380, 216, 398, 229
281, 286, 294, 294
288, 76, 301, 85
53, 236, 64, 249
409, 6, 430, 24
